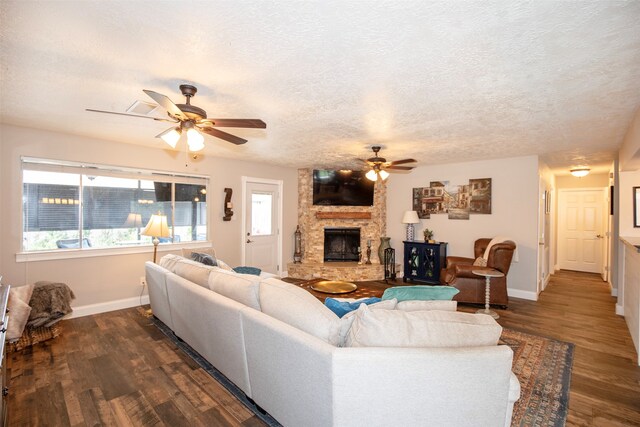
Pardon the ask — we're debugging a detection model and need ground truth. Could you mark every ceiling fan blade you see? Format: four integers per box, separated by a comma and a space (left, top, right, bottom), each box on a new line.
388, 158, 417, 166
85, 109, 178, 122
143, 90, 188, 120
199, 126, 247, 145
199, 118, 266, 128
386, 165, 414, 171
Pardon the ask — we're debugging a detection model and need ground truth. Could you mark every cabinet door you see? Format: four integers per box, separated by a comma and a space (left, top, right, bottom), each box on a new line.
408, 246, 420, 278
421, 246, 435, 280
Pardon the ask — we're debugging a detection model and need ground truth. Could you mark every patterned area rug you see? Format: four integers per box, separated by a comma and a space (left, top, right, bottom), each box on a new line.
501, 328, 574, 427
145, 309, 572, 427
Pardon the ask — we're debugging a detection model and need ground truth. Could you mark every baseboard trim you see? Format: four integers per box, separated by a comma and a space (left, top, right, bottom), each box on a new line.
616, 304, 624, 316
508, 288, 538, 301
70, 295, 150, 319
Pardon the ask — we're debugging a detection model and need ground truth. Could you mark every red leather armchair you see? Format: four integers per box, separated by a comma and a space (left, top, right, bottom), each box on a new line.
441, 238, 516, 308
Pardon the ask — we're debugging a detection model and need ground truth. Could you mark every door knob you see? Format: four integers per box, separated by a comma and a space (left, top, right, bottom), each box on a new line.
596, 234, 603, 239
247, 239, 253, 243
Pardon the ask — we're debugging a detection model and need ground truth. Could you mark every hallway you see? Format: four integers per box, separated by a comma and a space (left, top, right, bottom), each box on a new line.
495, 270, 640, 426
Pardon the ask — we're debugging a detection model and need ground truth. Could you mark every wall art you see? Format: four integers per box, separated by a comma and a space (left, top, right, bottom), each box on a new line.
412, 178, 492, 220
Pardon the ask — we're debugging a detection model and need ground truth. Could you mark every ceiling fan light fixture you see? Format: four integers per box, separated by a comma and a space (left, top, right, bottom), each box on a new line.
379, 169, 390, 180
570, 168, 590, 178
186, 128, 205, 152
365, 169, 378, 181
157, 127, 182, 149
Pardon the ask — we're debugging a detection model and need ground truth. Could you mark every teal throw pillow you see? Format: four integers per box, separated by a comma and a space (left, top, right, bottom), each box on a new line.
381, 285, 459, 301
324, 297, 382, 318
233, 266, 262, 276
190, 252, 217, 266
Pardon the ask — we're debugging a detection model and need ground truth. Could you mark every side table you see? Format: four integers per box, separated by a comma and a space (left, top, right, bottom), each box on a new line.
472, 268, 504, 319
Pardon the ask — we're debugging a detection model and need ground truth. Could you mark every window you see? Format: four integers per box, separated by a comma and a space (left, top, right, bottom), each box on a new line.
22, 158, 208, 252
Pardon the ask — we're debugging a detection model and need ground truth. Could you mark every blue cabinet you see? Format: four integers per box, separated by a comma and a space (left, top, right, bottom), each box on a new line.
403, 241, 447, 284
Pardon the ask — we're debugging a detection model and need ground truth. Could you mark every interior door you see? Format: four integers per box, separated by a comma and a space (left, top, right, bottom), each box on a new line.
558, 189, 605, 274
244, 181, 280, 274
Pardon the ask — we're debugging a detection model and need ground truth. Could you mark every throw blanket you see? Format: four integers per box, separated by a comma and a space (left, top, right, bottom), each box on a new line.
483, 236, 512, 260
27, 281, 75, 328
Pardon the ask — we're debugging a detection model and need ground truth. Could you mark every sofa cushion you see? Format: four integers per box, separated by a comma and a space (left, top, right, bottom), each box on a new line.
208, 269, 261, 310
259, 278, 342, 346
381, 285, 459, 301
158, 253, 183, 271
337, 299, 397, 346
159, 254, 217, 288
396, 300, 457, 312
345, 304, 502, 348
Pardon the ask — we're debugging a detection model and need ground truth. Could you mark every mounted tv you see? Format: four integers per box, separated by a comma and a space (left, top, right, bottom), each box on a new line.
313, 170, 375, 206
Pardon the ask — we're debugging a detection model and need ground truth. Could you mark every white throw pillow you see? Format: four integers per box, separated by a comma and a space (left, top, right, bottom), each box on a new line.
7, 284, 35, 341
337, 299, 397, 347
208, 269, 261, 310
345, 304, 502, 348
396, 300, 457, 312
259, 278, 342, 346
216, 259, 235, 272
181, 247, 217, 260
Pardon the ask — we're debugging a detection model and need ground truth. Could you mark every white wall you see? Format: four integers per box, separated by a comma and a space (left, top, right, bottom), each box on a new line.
0, 124, 298, 313
619, 107, 640, 171
387, 155, 539, 300
619, 170, 640, 237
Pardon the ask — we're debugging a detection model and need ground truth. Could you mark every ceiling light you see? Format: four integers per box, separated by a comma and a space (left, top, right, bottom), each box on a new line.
570, 168, 590, 178
379, 169, 390, 180
186, 128, 205, 152
157, 127, 181, 148
365, 169, 378, 181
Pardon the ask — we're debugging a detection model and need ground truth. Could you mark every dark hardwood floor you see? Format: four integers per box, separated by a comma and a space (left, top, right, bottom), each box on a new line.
7, 270, 640, 426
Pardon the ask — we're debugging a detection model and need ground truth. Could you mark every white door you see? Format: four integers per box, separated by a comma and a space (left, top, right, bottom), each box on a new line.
558, 189, 606, 275
243, 180, 281, 274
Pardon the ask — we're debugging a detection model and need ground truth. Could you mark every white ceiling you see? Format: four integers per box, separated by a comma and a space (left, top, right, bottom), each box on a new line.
2, 1, 640, 176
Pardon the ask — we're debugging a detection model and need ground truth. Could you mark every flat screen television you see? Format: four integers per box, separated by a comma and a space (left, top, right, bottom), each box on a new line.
312, 170, 375, 206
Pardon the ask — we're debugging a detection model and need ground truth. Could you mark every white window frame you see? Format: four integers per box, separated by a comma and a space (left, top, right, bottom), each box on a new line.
17, 157, 210, 262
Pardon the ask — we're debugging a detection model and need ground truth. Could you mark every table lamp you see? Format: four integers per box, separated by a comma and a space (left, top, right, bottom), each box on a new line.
141, 213, 170, 263
402, 210, 420, 241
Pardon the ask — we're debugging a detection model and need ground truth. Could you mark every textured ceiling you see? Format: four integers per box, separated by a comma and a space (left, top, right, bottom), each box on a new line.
2, 1, 640, 175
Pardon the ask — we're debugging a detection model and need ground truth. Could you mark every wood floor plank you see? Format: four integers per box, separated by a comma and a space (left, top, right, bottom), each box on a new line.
6, 269, 640, 427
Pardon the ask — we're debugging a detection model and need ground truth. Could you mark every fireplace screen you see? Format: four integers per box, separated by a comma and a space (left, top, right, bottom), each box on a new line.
324, 228, 360, 262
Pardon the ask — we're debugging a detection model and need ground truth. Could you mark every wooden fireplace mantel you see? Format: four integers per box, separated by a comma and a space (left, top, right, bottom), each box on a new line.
315, 212, 372, 220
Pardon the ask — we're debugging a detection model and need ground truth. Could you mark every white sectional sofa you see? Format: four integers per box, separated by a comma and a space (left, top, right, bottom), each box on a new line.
145, 255, 520, 427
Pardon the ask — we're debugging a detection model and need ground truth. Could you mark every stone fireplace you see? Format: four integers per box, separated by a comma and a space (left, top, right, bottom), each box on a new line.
287, 169, 387, 281
324, 228, 360, 262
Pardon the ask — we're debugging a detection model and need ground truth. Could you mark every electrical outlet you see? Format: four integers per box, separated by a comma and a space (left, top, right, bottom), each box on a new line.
140, 276, 146, 287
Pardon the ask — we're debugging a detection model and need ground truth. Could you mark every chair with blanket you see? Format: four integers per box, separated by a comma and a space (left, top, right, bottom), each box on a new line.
441, 237, 516, 308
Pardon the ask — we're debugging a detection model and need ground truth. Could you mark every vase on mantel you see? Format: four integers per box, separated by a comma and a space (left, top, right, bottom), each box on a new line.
378, 237, 391, 263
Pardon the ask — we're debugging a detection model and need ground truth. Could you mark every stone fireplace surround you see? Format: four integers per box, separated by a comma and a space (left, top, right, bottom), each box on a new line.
287, 169, 387, 281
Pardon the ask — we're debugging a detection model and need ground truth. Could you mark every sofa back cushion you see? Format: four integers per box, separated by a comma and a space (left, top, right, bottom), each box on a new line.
396, 300, 457, 312
345, 304, 502, 348
259, 278, 341, 346
208, 269, 261, 310
159, 254, 217, 288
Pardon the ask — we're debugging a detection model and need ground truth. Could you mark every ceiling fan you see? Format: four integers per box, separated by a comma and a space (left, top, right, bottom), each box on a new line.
359, 146, 417, 181
86, 84, 266, 151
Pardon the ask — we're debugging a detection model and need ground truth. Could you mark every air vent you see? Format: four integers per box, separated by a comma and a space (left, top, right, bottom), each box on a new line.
126, 100, 158, 115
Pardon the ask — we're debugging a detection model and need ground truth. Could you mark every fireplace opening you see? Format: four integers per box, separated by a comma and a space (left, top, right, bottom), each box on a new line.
324, 228, 360, 262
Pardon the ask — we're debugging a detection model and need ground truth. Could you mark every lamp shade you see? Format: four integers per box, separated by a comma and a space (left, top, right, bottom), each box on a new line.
157, 127, 181, 149
187, 128, 205, 152
402, 210, 420, 224
379, 170, 390, 180
141, 214, 171, 238
365, 169, 378, 181
123, 213, 143, 228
